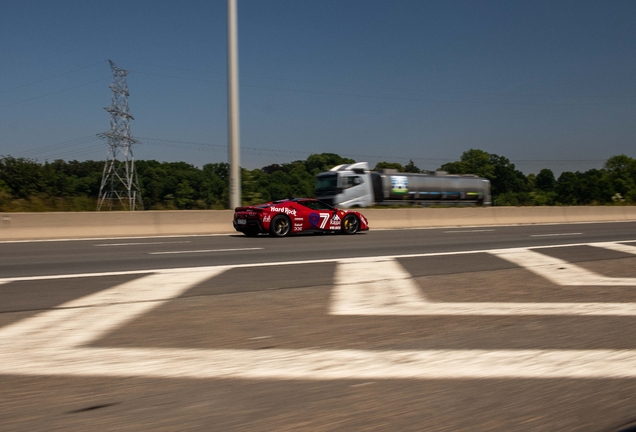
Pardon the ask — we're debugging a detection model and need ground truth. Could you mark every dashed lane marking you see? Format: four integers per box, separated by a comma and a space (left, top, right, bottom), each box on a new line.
1, 240, 635, 284
148, 247, 264, 255
443, 229, 494, 233
95, 241, 192, 247
530, 233, 583, 237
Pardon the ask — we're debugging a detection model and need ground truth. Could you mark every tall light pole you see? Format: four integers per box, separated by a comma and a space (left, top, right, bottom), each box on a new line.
227, 0, 241, 209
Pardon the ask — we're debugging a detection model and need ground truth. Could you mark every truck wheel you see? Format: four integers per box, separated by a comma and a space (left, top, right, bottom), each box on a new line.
342, 214, 359, 235
269, 215, 291, 237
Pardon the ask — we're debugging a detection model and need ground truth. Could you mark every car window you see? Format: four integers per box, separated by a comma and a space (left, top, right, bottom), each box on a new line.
299, 200, 333, 210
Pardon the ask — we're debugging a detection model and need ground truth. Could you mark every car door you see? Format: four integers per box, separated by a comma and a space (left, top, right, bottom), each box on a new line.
297, 200, 334, 232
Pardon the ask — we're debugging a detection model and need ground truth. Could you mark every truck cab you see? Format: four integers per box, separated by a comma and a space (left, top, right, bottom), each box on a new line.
315, 162, 374, 208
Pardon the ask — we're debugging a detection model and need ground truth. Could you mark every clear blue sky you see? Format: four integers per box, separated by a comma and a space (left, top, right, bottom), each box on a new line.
1, 0, 635, 175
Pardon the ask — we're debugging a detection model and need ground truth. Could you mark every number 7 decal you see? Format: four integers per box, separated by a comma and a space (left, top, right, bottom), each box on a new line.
319, 213, 330, 229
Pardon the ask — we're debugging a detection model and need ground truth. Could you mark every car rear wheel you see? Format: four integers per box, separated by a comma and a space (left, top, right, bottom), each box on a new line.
342, 214, 359, 235
269, 215, 291, 237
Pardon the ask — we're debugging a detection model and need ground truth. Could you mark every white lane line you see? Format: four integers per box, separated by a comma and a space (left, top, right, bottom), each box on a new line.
334, 302, 636, 316
2, 240, 636, 284
591, 242, 636, 256
95, 241, 192, 247
5, 348, 636, 379
148, 247, 263, 255
0, 233, 233, 244
443, 229, 494, 233
0, 268, 227, 351
490, 248, 636, 286
331, 258, 636, 316
530, 233, 582, 237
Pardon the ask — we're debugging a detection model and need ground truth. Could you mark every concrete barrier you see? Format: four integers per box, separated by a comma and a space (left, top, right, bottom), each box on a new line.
1, 207, 635, 241
0, 210, 235, 241
357, 206, 636, 230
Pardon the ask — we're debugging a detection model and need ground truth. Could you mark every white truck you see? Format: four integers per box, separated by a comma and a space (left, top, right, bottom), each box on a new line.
315, 162, 491, 208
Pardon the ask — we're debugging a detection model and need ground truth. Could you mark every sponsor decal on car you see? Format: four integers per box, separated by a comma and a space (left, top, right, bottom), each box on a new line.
294, 217, 304, 221
262, 215, 271, 223
331, 214, 341, 223
309, 212, 332, 229
270, 206, 297, 216
293, 226, 303, 232
294, 223, 303, 227
329, 224, 341, 230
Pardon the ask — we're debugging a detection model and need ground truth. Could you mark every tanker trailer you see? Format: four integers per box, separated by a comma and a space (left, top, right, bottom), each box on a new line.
315, 162, 491, 208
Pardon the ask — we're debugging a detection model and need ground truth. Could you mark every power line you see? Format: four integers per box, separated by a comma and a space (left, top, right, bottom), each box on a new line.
0, 60, 108, 95
137, 137, 610, 166
0, 77, 111, 109
128, 61, 635, 101
13, 135, 100, 158
131, 70, 636, 106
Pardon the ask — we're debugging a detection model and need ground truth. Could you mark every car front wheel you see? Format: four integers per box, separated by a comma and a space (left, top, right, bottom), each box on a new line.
269, 215, 291, 237
342, 214, 359, 235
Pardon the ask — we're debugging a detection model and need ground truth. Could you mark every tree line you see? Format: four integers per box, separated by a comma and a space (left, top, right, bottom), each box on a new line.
0, 150, 634, 211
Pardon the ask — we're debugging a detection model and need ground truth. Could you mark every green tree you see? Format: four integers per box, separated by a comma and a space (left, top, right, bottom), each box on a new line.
440, 149, 527, 197
304, 153, 355, 175
404, 159, 421, 173
374, 162, 404, 172
556, 172, 581, 205
535, 169, 556, 192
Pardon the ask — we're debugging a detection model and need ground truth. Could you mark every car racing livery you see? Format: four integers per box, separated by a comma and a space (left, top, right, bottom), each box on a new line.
233, 198, 369, 237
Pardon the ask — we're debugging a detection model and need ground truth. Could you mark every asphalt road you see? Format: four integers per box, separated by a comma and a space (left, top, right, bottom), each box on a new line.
2, 221, 636, 431
2, 221, 636, 278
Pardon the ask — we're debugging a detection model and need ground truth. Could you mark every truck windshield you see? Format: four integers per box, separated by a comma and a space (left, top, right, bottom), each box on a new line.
315, 173, 339, 194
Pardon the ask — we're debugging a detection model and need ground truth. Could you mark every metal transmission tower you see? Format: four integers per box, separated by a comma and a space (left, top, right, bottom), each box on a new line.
97, 60, 143, 211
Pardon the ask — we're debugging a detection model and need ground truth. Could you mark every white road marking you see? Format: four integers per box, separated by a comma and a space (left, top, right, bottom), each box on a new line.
490, 248, 636, 286
530, 233, 582, 237
591, 242, 636, 256
2, 240, 636, 284
331, 258, 636, 316
0, 269, 226, 351
443, 229, 494, 233
332, 259, 429, 315
0, 233, 233, 244
1, 220, 634, 244
3, 242, 636, 380
95, 241, 192, 247
148, 247, 263, 255
4, 348, 636, 379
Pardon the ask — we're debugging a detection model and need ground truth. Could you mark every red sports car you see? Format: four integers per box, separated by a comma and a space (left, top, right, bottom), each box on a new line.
233, 198, 369, 237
